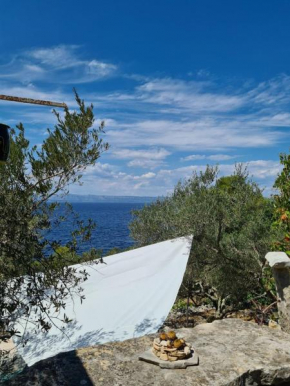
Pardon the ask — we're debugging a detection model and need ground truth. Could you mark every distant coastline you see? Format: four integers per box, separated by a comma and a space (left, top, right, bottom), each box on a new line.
50, 194, 160, 204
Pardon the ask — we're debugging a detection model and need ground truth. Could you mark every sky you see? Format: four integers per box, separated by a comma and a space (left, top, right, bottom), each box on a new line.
0, 0, 289, 196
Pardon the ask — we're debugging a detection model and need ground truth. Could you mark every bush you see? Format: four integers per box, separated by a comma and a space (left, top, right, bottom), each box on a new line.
272, 151, 290, 254
130, 165, 277, 315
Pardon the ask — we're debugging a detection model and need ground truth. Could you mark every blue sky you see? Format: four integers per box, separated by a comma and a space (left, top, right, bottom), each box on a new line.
0, 0, 289, 196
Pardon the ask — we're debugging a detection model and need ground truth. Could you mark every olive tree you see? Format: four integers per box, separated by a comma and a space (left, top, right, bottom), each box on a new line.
272, 152, 290, 253
0, 93, 108, 351
130, 166, 275, 316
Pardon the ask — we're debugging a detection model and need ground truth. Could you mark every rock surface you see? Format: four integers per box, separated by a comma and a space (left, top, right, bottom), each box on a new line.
4, 319, 290, 386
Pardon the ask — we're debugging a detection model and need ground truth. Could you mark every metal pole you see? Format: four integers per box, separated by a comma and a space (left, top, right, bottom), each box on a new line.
0, 94, 67, 108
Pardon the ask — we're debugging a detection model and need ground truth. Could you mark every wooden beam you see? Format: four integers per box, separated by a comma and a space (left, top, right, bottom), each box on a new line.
0, 94, 67, 108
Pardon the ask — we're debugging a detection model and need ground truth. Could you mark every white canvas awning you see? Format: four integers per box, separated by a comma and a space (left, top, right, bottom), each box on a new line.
14, 236, 193, 366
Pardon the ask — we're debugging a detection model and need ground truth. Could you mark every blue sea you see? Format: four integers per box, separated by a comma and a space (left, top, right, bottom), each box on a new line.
48, 202, 146, 255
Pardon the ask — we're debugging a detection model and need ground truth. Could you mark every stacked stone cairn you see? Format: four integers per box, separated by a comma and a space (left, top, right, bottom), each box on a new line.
152, 331, 192, 362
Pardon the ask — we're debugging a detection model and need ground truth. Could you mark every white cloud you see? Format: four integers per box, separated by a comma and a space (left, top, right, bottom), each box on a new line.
182, 154, 238, 161
0, 45, 117, 84
69, 160, 281, 197
209, 154, 238, 161
245, 160, 281, 179
136, 78, 245, 113
2, 66, 287, 155
0, 48, 288, 197
127, 159, 165, 169
106, 118, 284, 151
138, 172, 156, 179
111, 148, 170, 160
82, 163, 117, 177
83, 75, 290, 153
196, 69, 211, 78
248, 74, 290, 106
181, 154, 206, 161
110, 148, 170, 169
27, 45, 80, 69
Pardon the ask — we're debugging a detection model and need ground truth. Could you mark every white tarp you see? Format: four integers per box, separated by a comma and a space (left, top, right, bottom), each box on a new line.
14, 236, 192, 366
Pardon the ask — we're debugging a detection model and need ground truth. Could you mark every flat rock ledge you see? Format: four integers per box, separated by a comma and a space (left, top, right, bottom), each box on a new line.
4, 319, 290, 386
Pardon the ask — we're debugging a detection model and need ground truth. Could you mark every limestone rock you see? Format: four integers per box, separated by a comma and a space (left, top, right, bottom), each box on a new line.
265, 252, 290, 269
139, 349, 199, 368
4, 319, 290, 385
268, 320, 281, 329
265, 251, 290, 333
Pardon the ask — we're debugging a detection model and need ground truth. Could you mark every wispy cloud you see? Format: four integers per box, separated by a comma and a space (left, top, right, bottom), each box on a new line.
0, 45, 288, 195
136, 78, 245, 113
0, 45, 117, 84
181, 154, 239, 161
84, 75, 290, 154
247, 74, 290, 106
105, 118, 284, 151
110, 148, 170, 169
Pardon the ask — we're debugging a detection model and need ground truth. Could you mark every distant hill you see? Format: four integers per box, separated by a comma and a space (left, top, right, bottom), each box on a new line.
50, 194, 159, 204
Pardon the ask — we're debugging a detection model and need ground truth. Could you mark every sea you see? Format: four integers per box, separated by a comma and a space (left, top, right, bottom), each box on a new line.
47, 202, 147, 255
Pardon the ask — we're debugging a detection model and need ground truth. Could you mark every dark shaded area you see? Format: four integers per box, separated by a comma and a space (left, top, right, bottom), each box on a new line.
0, 353, 26, 384
3, 316, 162, 385
2, 350, 95, 386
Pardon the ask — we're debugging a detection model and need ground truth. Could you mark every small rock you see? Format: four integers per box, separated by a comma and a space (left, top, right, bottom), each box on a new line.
269, 320, 281, 329
168, 356, 178, 361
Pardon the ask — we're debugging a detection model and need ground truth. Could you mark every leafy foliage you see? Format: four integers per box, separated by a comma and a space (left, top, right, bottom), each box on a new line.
0, 92, 108, 345
272, 152, 290, 254
130, 166, 276, 315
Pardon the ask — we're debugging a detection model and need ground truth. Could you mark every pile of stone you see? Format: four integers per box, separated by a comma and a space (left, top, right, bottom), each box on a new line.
152, 330, 192, 362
